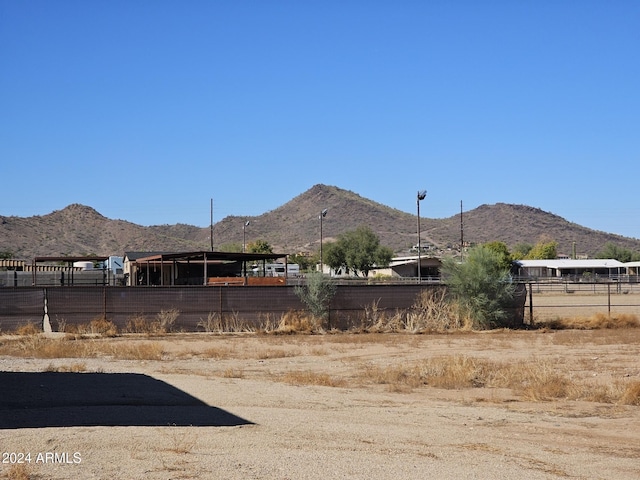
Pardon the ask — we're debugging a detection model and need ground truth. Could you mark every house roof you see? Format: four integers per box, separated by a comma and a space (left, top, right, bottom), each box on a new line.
516, 259, 625, 269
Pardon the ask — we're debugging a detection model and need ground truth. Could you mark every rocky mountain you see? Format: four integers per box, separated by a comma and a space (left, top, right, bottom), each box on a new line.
2, 184, 640, 260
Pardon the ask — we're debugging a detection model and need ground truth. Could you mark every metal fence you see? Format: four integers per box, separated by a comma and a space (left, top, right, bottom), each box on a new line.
2, 282, 639, 332
0, 284, 429, 332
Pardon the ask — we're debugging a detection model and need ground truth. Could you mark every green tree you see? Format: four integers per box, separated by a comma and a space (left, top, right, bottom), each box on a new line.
247, 239, 273, 255
525, 240, 558, 259
288, 253, 316, 272
323, 226, 393, 277
596, 242, 640, 262
511, 243, 533, 260
294, 271, 336, 325
483, 241, 512, 270
0, 251, 13, 260
218, 242, 242, 253
441, 245, 517, 329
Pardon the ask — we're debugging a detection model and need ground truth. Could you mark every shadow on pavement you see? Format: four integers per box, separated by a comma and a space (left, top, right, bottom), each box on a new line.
0, 371, 254, 429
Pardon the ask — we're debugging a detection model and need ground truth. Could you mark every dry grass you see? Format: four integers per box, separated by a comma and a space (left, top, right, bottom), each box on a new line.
280, 370, 346, 387
357, 289, 471, 333
0, 336, 164, 361
124, 311, 180, 335
259, 311, 317, 335
67, 317, 119, 336
357, 354, 640, 404
541, 312, 640, 330
221, 368, 244, 378
12, 323, 41, 336
619, 381, 640, 406
44, 361, 87, 372
1, 463, 32, 480
160, 429, 198, 455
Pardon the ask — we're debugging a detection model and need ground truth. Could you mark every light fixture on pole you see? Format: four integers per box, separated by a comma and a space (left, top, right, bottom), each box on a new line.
319, 209, 328, 273
242, 221, 250, 253
417, 190, 427, 284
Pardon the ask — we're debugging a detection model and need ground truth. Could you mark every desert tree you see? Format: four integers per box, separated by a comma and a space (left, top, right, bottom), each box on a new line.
524, 239, 558, 259
294, 271, 336, 326
596, 242, 640, 262
441, 245, 517, 329
323, 226, 393, 277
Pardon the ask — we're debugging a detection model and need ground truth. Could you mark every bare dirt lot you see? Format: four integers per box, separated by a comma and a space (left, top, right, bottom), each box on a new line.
1, 328, 639, 480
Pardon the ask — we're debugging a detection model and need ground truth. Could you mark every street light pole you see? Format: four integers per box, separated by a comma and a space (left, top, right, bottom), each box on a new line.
242, 220, 250, 278
319, 209, 328, 273
242, 221, 250, 253
417, 190, 427, 284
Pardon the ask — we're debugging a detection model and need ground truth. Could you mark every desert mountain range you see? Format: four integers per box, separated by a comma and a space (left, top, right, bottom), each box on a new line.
1, 184, 639, 260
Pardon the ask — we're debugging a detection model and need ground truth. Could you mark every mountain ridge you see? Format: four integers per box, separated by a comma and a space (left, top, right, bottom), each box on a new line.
2, 184, 639, 259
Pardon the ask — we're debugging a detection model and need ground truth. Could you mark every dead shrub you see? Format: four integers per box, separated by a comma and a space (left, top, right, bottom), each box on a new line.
197, 312, 222, 333
83, 317, 118, 336
44, 362, 87, 372
281, 370, 346, 387
508, 361, 572, 401
420, 355, 490, 389
108, 342, 164, 360
359, 289, 469, 333
619, 381, 640, 406
544, 312, 640, 330
157, 308, 180, 332
3, 463, 32, 480
363, 364, 426, 391
13, 322, 41, 336
125, 314, 161, 334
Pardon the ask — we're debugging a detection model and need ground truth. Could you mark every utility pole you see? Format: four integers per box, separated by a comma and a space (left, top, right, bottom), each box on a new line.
210, 198, 214, 251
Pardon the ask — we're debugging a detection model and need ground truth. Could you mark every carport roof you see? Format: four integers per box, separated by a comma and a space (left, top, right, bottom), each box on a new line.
132, 251, 288, 263
33, 255, 109, 263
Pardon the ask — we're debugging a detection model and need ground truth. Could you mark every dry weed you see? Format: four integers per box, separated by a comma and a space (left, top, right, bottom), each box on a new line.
281, 370, 346, 387
221, 368, 244, 378
197, 312, 221, 333
108, 342, 165, 360
160, 428, 198, 455
2, 463, 33, 480
260, 311, 317, 335
543, 312, 640, 330
44, 362, 87, 372
618, 381, 640, 406
358, 289, 470, 333
157, 308, 180, 333
12, 323, 41, 336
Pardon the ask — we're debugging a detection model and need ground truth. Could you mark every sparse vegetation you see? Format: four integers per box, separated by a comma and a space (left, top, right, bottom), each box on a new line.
540, 312, 640, 330
441, 246, 517, 329
294, 271, 336, 326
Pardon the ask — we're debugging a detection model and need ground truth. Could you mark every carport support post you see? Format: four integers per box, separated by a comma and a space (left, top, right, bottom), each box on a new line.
203, 252, 208, 286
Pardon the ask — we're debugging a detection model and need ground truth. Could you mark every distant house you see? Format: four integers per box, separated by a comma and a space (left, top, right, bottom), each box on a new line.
515, 259, 626, 280
372, 256, 442, 280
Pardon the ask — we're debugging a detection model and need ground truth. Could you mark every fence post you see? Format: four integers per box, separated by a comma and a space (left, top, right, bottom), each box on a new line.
528, 283, 533, 325
608, 283, 611, 316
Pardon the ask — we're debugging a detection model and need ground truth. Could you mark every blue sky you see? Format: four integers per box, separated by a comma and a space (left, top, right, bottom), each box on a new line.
2, 1, 639, 239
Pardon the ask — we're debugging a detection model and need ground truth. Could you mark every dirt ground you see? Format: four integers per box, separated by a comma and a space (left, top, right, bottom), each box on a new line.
1, 329, 639, 480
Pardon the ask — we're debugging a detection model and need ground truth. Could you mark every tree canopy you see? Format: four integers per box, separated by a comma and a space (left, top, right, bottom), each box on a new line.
323, 226, 393, 277
596, 242, 640, 262
441, 245, 517, 329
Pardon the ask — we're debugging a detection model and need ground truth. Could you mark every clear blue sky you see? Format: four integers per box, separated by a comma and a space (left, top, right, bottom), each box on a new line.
2, 1, 639, 239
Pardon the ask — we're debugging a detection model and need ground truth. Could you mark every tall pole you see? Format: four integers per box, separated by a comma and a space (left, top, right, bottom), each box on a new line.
460, 200, 464, 260
319, 209, 328, 273
210, 198, 214, 252
417, 190, 426, 284
243, 221, 250, 253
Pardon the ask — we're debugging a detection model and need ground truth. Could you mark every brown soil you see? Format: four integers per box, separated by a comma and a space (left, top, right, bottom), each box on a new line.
1, 330, 639, 479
